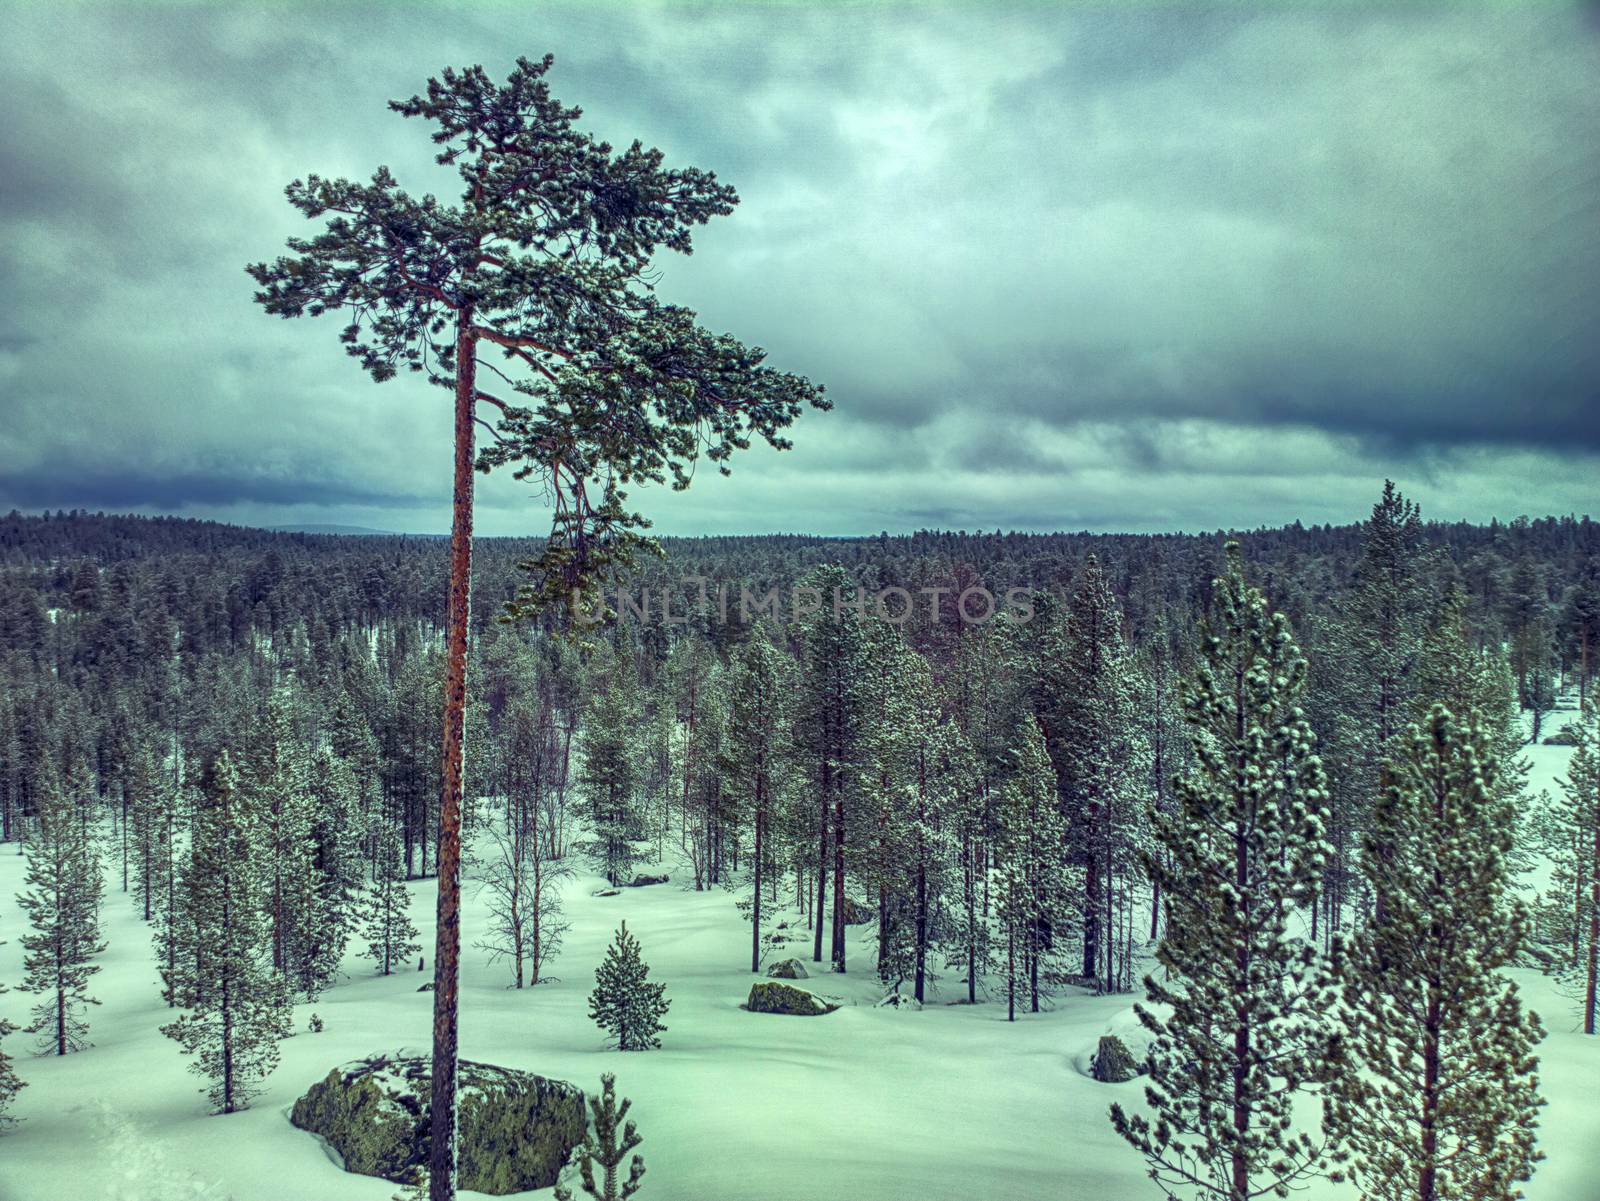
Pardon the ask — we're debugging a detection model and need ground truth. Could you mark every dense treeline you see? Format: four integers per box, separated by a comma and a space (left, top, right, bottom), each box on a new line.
1, 493, 1597, 1198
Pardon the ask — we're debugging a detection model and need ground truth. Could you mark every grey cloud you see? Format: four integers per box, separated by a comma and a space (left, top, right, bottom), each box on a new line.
0, 3, 1596, 536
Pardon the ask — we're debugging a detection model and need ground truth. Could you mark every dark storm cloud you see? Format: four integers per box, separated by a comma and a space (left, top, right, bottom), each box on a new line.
0, 460, 431, 512
0, 2, 1596, 535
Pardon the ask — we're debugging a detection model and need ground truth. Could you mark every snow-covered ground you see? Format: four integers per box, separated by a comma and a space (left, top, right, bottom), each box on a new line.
1, 716, 1596, 1201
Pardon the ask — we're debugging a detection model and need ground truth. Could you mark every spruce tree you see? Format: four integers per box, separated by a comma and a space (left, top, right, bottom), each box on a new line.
946, 617, 1020, 1004
578, 645, 644, 887
152, 773, 194, 1008
161, 752, 292, 1114
364, 826, 421, 976
722, 636, 792, 973
125, 735, 170, 923
17, 761, 104, 1055
555, 1073, 645, 1201
292, 751, 366, 997
1311, 482, 1429, 932
792, 564, 869, 971
248, 689, 314, 981
1033, 554, 1150, 992
994, 715, 1071, 1020
1111, 543, 1337, 1201
1329, 707, 1544, 1200
588, 922, 669, 1051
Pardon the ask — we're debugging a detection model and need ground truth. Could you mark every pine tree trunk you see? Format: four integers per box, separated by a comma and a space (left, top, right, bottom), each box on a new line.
1083, 838, 1099, 983
752, 797, 764, 974
914, 851, 927, 1005
54, 965, 66, 1057
429, 313, 476, 1201
1419, 980, 1442, 1201
1586, 778, 1599, 1035
876, 803, 888, 976
1581, 628, 1589, 708
813, 767, 828, 964
832, 793, 846, 972
964, 828, 977, 1004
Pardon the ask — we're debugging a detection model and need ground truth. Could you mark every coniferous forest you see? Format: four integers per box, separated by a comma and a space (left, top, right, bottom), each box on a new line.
3, 6, 1599, 1201
1, 498, 1597, 1199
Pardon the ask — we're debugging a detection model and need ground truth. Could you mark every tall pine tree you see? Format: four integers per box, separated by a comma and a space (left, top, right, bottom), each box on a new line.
1112, 543, 1337, 1201
248, 56, 824, 1199
578, 645, 643, 887
722, 635, 791, 973
994, 716, 1071, 1020
161, 753, 292, 1113
1329, 707, 1543, 1201
17, 761, 104, 1055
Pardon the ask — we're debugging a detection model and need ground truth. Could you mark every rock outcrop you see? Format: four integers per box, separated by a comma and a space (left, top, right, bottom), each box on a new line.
745, 981, 838, 1016
289, 1054, 585, 1195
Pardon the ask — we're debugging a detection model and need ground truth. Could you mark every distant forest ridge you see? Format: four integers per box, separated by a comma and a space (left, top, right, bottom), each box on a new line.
4, 507, 1598, 566
2, 505, 1596, 666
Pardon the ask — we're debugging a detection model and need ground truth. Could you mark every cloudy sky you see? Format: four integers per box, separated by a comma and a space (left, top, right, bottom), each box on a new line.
2, 3, 1597, 536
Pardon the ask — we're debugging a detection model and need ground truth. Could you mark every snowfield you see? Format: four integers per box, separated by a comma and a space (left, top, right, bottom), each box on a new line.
1, 717, 1596, 1201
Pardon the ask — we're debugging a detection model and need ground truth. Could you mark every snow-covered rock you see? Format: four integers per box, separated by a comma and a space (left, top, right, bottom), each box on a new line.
744, 981, 838, 1015
766, 957, 809, 979
876, 993, 922, 1011
288, 1054, 585, 1195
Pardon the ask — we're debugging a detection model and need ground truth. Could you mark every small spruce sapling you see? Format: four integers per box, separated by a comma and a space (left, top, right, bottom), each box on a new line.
555, 1074, 645, 1201
588, 922, 669, 1051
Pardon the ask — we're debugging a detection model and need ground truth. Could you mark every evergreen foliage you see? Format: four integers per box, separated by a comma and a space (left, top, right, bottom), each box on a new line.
1543, 703, 1600, 1031
1329, 707, 1544, 1200
588, 922, 669, 1051
578, 646, 643, 886
994, 715, 1071, 1021
16, 761, 104, 1055
0, 949, 23, 1126
792, 564, 869, 971
363, 826, 422, 976
554, 1073, 645, 1201
1111, 543, 1337, 1201
160, 753, 292, 1113
721, 635, 792, 973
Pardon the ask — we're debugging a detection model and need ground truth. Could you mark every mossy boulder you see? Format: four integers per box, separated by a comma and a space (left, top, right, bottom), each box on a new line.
289, 1054, 585, 1194
745, 981, 838, 1015
767, 958, 809, 980
1090, 1035, 1142, 1083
